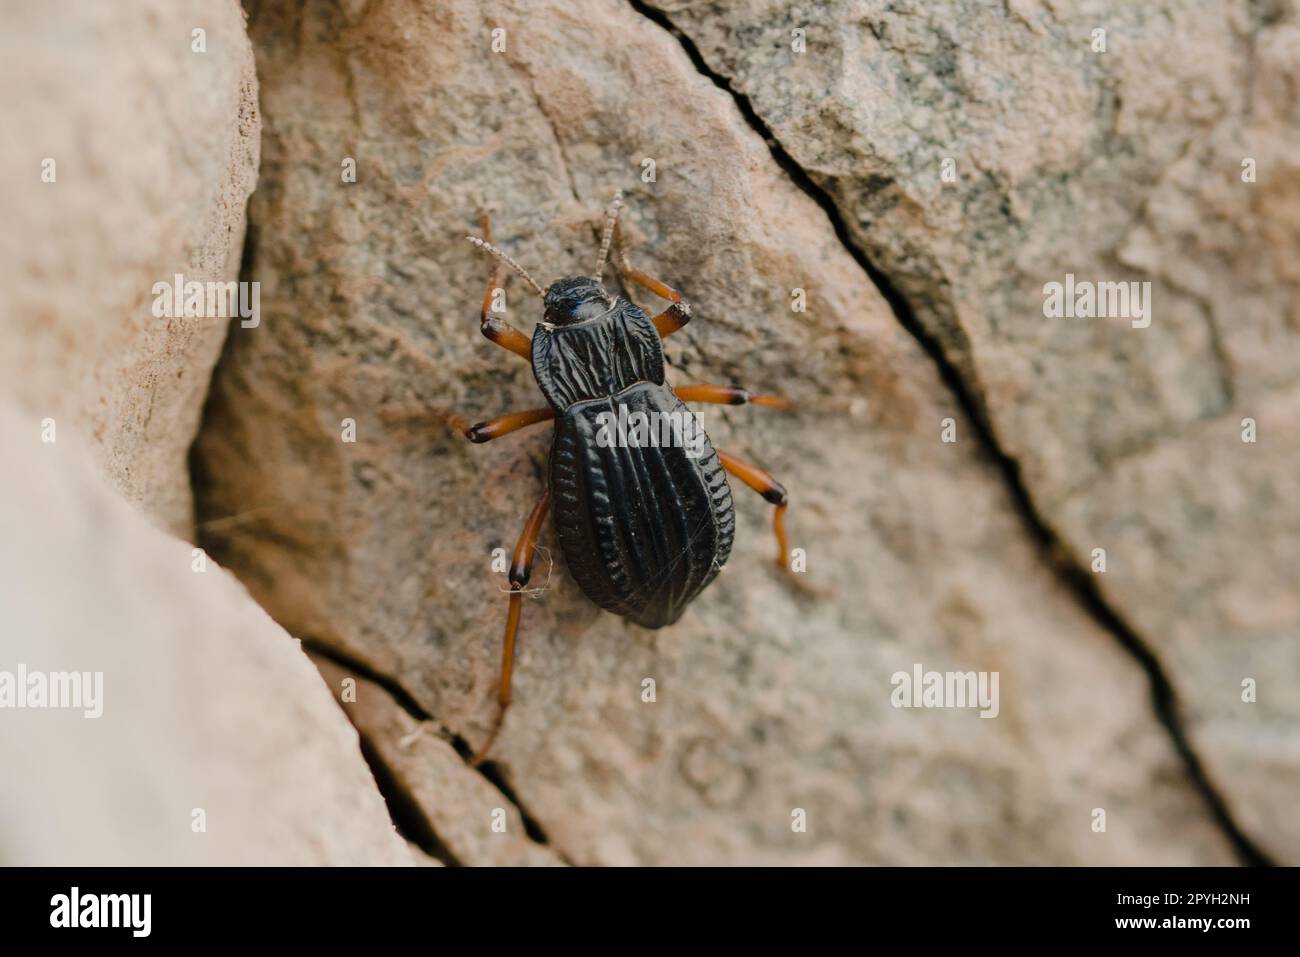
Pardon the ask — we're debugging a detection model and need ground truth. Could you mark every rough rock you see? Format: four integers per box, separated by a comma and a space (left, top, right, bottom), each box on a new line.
313, 655, 565, 866
0, 0, 259, 537
651, 0, 1300, 859
192, 0, 1238, 865
0, 404, 413, 866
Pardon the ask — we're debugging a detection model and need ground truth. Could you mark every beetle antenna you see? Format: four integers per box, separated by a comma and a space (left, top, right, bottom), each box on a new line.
593, 190, 624, 279
466, 236, 545, 297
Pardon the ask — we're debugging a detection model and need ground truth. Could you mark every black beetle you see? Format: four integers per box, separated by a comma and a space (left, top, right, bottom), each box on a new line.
459, 192, 793, 763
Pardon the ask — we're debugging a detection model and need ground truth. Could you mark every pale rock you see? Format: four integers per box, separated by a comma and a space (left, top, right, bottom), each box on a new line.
0, 0, 260, 536
0, 404, 412, 866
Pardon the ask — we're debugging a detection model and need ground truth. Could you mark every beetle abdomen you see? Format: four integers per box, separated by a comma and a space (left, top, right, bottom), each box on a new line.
549, 382, 734, 628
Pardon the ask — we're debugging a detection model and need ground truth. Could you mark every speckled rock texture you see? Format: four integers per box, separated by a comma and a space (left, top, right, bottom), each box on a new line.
653, 0, 1300, 859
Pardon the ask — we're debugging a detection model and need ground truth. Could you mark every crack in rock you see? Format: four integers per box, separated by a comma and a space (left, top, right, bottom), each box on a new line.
305, 640, 568, 866
626, 0, 1273, 866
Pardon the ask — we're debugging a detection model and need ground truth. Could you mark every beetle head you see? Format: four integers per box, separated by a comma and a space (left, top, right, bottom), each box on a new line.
543, 276, 614, 326
466, 190, 627, 327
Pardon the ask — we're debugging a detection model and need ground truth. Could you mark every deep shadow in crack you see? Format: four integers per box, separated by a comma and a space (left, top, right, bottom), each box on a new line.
300, 638, 566, 861
451, 747, 553, 847
359, 734, 464, 866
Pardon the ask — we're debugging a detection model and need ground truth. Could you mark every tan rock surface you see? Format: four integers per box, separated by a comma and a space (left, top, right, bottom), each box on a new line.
313, 655, 565, 866
192, 0, 1239, 865
651, 0, 1300, 859
0, 0, 259, 536
0, 404, 412, 866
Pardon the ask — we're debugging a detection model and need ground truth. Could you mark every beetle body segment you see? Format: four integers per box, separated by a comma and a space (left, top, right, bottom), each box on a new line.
550, 381, 735, 629
531, 290, 664, 410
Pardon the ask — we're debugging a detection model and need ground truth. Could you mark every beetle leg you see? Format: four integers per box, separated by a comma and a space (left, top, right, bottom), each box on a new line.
612, 221, 692, 339
458, 407, 555, 443
471, 488, 552, 767
716, 449, 791, 574
675, 384, 792, 409
476, 215, 534, 360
